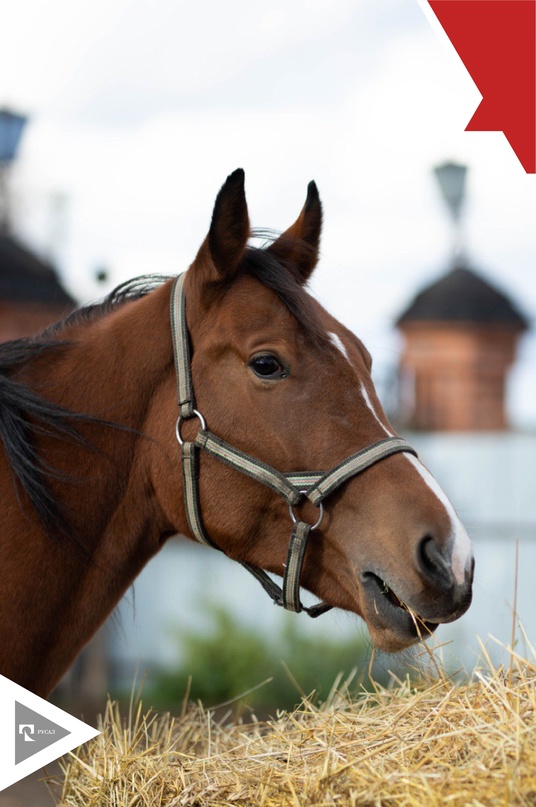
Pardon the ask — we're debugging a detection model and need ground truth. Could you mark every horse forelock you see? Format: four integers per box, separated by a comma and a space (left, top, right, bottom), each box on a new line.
198, 242, 331, 351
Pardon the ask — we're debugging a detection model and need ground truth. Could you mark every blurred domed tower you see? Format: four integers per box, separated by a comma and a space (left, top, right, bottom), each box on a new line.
0, 108, 74, 341
396, 265, 527, 431
396, 161, 528, 432
0, 237, 74, 341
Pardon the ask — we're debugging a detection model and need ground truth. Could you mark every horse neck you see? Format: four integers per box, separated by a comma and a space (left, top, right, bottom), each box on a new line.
0, 280, 178, 695
19, 281, 175, 537
43, 282, 175, 435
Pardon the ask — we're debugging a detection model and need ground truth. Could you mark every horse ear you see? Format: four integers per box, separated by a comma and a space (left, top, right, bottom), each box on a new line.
267, 181, 322, 283
194, 168, 250, 282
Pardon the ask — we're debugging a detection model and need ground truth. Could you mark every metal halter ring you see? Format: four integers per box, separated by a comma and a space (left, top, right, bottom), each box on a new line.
175, 410, 207, 446
288, 500, 324, 531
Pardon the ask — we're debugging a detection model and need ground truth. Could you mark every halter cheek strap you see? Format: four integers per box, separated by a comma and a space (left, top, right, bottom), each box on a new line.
170, 273, 417, 617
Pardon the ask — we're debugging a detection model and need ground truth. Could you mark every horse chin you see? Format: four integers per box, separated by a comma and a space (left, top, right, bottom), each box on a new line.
359, 572, 440, 652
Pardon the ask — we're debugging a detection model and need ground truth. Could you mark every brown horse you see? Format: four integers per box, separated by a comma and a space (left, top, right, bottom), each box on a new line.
0, 170, 473, 697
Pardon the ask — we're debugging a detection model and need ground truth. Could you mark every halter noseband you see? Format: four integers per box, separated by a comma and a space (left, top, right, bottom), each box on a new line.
171, 273, 417, 617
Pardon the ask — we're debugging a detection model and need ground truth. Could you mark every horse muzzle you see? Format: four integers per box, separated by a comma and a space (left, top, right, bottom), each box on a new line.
359, 552, 475, 652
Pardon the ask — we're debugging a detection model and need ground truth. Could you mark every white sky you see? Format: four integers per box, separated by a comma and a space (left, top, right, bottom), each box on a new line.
2, 0, 535, 424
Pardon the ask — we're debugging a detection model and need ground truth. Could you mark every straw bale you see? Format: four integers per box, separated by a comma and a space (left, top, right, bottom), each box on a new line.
56, 654, 536, 807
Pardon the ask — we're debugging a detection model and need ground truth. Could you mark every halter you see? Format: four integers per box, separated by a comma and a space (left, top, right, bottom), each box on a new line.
171, 273, 417, 617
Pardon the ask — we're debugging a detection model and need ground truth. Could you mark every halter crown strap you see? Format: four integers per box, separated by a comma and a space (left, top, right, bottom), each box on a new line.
170, 273, 196, 418
170, 274, 417, 618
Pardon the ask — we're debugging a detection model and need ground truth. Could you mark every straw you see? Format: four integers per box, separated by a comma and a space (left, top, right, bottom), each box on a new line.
55, 645, 536, 807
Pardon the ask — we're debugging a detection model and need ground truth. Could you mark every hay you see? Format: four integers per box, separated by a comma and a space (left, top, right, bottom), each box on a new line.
56, 645, 536, 807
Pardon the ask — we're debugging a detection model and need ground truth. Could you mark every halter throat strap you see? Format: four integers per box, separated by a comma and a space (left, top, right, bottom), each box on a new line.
170, 273, 417, 617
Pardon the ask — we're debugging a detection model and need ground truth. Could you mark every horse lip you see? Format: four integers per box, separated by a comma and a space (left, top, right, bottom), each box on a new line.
359, 572, 439, 648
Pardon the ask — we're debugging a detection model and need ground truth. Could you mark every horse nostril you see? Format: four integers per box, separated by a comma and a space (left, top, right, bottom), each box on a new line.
418, 535, 454, 590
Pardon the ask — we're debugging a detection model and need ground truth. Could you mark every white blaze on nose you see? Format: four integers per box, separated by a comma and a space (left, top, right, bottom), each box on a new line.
359, 382, 473, 585
404, 454, 472, 585
329, 332, 350, 363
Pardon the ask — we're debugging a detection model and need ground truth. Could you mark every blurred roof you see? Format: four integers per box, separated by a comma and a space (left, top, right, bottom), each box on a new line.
396, 265, 528, 329
0, 235, 74, 306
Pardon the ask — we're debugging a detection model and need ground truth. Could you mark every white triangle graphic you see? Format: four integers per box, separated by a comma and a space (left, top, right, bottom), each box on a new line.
0, 674, 100, 792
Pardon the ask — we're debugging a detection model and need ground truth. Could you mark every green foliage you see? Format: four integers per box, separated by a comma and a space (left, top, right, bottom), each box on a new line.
147, 600, 386, 713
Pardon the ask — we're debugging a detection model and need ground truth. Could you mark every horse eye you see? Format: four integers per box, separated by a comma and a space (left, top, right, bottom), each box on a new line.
249, 354, 288, 379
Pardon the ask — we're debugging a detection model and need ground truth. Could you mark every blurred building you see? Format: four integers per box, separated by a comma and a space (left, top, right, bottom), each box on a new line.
390, 256, 535, 671
396, 264, 528, 431
0, 108, 74, 341
0, 235, 74, 341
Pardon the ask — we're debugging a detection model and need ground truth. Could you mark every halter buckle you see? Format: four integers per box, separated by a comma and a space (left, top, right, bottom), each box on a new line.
175, 410, 206, 446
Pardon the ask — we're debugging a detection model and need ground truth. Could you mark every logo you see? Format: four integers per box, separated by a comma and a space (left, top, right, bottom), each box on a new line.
18, 724, 36, 742
0, 674, 100, 792
15, 702, 71, 764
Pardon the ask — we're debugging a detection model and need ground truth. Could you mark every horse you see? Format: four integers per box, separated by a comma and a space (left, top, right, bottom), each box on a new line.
0, 170, 474, 697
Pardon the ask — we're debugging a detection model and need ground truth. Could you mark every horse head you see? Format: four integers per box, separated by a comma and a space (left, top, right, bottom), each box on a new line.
151, 169, 474, 652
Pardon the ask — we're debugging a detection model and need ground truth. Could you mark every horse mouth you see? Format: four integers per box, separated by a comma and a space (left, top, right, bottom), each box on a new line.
360, 572, 439, 651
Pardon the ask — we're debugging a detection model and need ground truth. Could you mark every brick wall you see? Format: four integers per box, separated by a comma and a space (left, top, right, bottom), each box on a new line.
398, 322, 520, 431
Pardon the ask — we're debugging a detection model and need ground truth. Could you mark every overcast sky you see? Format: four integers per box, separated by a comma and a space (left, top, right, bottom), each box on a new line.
2, 0, 535, 424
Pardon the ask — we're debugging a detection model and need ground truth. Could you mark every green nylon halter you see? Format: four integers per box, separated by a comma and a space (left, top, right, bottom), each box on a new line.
170, 273, 418, 617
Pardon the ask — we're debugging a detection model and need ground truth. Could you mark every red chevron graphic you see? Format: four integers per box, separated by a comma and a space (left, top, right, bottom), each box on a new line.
427, 0, 536, 173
